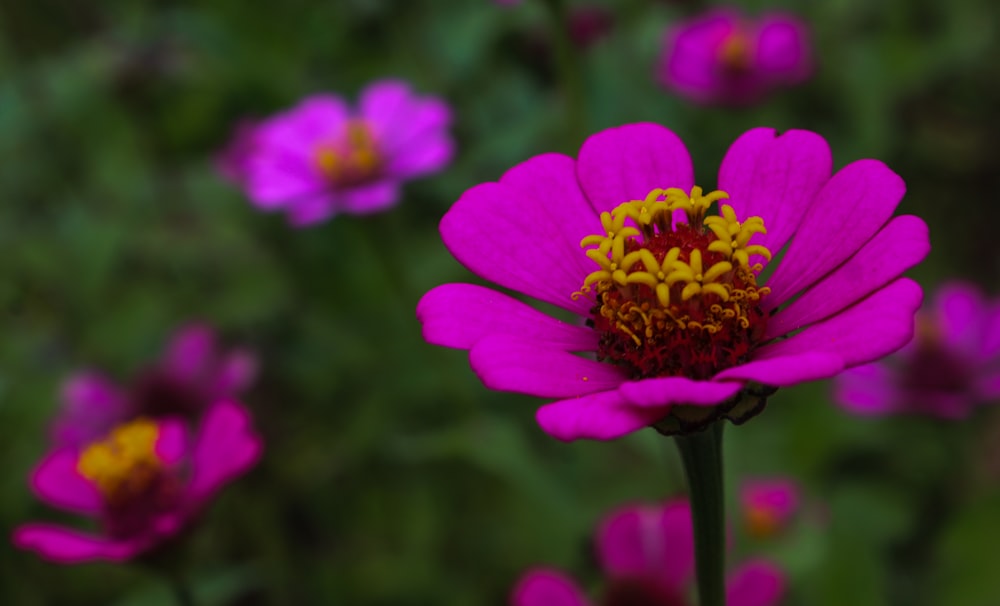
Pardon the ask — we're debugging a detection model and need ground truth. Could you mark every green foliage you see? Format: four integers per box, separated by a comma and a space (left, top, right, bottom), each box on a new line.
2, 0, 1000, 604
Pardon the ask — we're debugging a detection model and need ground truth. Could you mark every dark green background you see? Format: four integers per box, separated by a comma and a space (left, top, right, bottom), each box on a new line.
2, 0, 999, 604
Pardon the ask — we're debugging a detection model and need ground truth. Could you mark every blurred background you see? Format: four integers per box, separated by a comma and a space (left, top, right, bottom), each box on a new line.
2, 0, 1000, 604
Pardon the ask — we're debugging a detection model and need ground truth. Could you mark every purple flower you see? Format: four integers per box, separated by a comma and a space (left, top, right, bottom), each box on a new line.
741, 478, 800, 539
225, 79, 454, 226
658, 9, 811, 105
14, 401, 262, 564
51, 324, 256, 449
417, 123, 929, 441
510, 500, 785, 606
833, 282, 1000, 419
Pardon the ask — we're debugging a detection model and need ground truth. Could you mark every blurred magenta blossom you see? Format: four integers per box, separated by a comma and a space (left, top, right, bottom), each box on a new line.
52, 324, 256, 449
510, 500, 785, 606
14, 401, 261, 564
219, 79, 453, 226
418, 123, 928, 441
834, 282, 1000, 418
741, 478, 800, 539
658, 9, 811, 105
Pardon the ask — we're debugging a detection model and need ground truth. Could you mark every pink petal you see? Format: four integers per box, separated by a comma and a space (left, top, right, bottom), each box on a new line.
155, 419, 189, 466
388, 135, 453, 179
162, 324, 216, 381
283, 191, 336, 226
714, 352, 844, 386
52, 372, 127, 448
259, 94, 350, 153
13, 524, 143, 563
576, 123, 694, 215
535, 390, 669, 441
510, 569, 590, 606
439, 153, 597, 315
338, 180, 401, 215
658, 11, 736, 103
417, 283, 597, 350
618, 377, 742, 407
754, 15, 811, 82
469, 335, 625, 398
741, 479, 800, 524
764, 159, 906, 307
245, 158, 326, 208
933, 282, 989, 355
831, 363, 900, 416
188, 401, 262, 503
210, 350, 258, 397
756, 278, 923, 368
726, 560, 786, 606
720, 129, 832, 268
981, 301, 1000, 359
29, 450, 101, 515
596, 500, 694, 591
766, 215, 929, 338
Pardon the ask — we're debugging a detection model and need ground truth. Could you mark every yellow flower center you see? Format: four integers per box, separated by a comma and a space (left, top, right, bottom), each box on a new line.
745, 505, 782, 539
314, 120, 382, 187
574, 187, 772, 380
718, 30, 752, 72
77, 419, 163, 503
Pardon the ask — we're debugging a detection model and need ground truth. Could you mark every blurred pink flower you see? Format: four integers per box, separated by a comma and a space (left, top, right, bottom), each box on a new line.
223, 79, 453, 226
511, 500, 785, 606
741, 478, 800, 539
834, 282, 1000, 419
658, 9, 811, 105
418, 123, 928, 441
14, 401, 261, 564
51, 324, 256, 449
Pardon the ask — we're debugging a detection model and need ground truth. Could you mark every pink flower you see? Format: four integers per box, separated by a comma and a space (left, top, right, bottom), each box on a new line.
658, 9, 811, 105
14, 401, 262, 564
511, 500, 785, 606
225, 79, 454, 226
740, 479, 800, 539
833, 282, 1000, 419
51, 324, 256, 449
417, 123, 928, 441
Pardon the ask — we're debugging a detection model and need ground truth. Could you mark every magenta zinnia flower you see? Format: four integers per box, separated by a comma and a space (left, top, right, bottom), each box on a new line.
741, 478, 800, 539
511, 500, 785, 606
417, 123, 928, 440
14, 401, 261, 564
658, 9, 811, 105
833, 281, 1000, 419
51, 324, 256, 449
225, 79, 453, 226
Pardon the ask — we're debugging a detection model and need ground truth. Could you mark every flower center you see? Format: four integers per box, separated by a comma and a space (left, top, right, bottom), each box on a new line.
77, 418, 164, 504
718, 30, 752, 73
574, 187, 772, 381
314, 120, 382, 187
745, 504, 781, 539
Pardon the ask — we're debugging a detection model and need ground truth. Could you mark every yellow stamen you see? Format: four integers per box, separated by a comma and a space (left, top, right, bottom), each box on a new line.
77, 419, 163, 502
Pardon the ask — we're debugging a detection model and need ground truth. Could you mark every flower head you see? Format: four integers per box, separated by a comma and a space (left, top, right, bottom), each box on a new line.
658, 9, 811, 105
833, 282, 1000, 419
14, 401, 261, 564
511, 500, 785, 606
223, 79, 453, 226
741, 478, 800, 539
418, 123, 928, 440
51, 324, 256, 449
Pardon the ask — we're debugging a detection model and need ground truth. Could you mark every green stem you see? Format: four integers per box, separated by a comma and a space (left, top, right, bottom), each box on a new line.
674, 421, 726, 606
166, 569, 197, 606
540, 0, 586, 149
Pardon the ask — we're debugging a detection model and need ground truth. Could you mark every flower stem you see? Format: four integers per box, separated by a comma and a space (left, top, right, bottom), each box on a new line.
166, 569, 197, 606
674, 421, 726, 606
